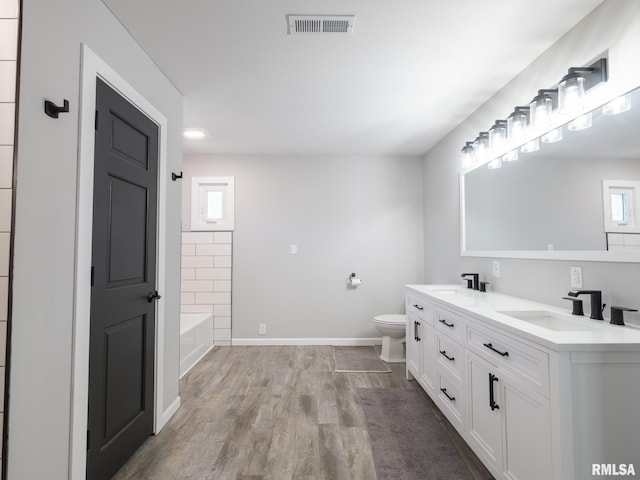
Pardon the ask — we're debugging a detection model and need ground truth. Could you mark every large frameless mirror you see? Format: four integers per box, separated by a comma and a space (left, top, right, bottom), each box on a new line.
461, 86, 640, 262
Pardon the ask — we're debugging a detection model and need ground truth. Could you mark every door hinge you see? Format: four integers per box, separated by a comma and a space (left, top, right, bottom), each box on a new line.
94, 110, 98, 130
90, 266, 94, 287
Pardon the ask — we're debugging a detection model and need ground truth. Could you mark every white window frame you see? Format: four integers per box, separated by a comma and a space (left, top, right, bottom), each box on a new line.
602, 180, 640, 233
191, 176, 235, 231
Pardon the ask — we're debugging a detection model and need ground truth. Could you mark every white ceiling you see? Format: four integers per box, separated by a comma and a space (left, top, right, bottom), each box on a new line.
103, 0, 603, 156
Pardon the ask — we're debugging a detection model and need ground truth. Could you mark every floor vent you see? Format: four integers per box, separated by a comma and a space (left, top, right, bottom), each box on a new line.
287, 15, 355, 35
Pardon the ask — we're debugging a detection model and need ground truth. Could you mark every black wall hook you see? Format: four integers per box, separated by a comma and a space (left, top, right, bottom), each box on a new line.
171, 171, 183, 181
44, 99, 69, 119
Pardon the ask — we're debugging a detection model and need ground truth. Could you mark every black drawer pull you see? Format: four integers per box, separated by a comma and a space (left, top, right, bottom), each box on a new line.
439, 318, 455, 328
412, 304, 424, 311
483, 342, 509, 357
440, 388, 456, 402
414, 321, 421, 342
439, 350, 455, 362
489, 373, 499, 410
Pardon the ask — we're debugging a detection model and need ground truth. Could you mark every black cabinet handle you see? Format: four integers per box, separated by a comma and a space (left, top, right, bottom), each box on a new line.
416, 321, 421, 342
439, 350, 455, 362
489, 373, 499, 410
439, 318, 455, 328
483, 342, 509, 357
412, 304, 424, 311
413, 321, 421, 342
440, 388, 456, 402
147, 290, 161, 303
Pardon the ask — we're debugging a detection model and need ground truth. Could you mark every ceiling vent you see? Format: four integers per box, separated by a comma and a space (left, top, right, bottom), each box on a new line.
287, 15, 355, 35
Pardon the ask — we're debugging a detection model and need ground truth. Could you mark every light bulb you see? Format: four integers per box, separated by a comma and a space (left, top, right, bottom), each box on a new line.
530, 91, 554, 129
461, 142, 475, 170
541, 127, 563, 143
507, 107, 529, 144
603, 94, 631, 115
558, 72, 585, 115
567, 112, 592, 131
521, 138, 540, 153
489, 120, 508, 153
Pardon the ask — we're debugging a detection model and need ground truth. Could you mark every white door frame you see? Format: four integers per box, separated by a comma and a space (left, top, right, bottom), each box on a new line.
69, 44, 171, 479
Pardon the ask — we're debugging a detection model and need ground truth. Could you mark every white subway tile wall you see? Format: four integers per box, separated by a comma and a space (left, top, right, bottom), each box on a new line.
0, 0, 18, 472
181, 232, 232, 345
607, 233, 640, 251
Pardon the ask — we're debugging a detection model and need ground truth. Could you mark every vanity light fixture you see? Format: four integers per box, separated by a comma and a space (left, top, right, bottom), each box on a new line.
473, 132, 490, 163
558, 59, 608, 115
489, 120, 508, 152
602, 93, 631, 115
460, 57, 607, 171
461, 142, 475, 169
507, 106, 529, 143
529, 89, 557, 129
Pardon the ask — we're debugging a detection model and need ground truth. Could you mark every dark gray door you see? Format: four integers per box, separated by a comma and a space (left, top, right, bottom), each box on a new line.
87, 78, 159, 480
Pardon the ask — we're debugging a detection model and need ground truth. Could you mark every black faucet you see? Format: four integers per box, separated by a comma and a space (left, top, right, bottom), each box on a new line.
610, 306, 638, 326
461, 273, 480, 290
567, 290, 604, 320
562, 296, 584, 316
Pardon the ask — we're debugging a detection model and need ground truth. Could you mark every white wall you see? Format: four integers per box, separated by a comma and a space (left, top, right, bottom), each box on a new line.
9, 0, 183, 478
423, 0, 640, 320
183, 154, 424, 341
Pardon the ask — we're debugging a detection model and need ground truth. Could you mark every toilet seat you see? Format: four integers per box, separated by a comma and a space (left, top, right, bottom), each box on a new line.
374, 314, 406, 325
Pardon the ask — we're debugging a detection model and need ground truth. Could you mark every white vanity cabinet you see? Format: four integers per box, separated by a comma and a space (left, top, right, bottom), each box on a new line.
405, 293, 436, 395
405, 284, 640, 480
466, 331, 552, 480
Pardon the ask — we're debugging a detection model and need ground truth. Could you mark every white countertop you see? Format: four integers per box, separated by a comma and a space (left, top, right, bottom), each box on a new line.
406, 284, 640, 352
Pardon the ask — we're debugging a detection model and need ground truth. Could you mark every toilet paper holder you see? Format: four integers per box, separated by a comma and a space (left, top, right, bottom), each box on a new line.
348, 273, 362, 287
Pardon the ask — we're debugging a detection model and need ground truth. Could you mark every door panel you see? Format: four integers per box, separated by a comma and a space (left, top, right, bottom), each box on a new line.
87, 78, 159, 480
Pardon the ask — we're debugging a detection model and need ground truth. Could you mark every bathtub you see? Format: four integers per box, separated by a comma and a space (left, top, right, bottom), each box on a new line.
180, 313, 214, 378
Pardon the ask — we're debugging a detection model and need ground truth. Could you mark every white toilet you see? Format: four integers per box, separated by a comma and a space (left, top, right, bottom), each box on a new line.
373, 314, 407, 363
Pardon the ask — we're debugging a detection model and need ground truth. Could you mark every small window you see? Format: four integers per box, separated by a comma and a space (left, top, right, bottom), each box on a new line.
191, 177, 234, 231
603, 180, 639, 233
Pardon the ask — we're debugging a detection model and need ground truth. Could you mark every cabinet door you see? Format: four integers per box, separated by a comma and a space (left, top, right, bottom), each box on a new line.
419, 322, 436, 394
501, 380, 552, 480
406, 315, 422, 379
466, 352, 502, 474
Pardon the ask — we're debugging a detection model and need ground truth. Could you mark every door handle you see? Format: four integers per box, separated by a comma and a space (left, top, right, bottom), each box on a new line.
489, 373, 500, 411
147, 290, 161, 302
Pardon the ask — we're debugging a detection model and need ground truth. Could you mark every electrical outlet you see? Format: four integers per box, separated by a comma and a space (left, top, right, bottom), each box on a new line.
492, 260, 501, 278
570, 266, 583, 288
259, 323, 266, 335
290, 244, 298, 255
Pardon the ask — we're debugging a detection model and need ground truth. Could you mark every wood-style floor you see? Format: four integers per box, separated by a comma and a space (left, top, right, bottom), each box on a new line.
113, 346, 492, 480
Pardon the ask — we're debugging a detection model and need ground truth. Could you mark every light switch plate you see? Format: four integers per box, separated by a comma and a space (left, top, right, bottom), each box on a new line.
492, 260, 501, 278
290, 244, 297, 255
570, 266, 583, 288
259, 323, 266, 335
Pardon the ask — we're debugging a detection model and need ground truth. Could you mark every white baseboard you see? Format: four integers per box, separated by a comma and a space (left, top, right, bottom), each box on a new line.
156, 396, 181, 433
231, 337, 382, 346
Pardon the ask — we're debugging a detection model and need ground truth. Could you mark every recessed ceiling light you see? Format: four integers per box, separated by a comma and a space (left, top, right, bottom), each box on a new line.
183, 128, 208, 139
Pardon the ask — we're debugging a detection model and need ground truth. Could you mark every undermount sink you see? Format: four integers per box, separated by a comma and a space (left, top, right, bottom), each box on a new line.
497, 310, 590, 332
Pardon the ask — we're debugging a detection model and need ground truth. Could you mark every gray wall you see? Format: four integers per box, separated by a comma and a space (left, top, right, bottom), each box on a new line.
10, 0, 182, 477
423, 0, 640, 321
183, 155, 424, 340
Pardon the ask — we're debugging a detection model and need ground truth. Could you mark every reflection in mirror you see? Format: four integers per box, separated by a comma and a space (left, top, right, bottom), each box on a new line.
463, 86, 640, 254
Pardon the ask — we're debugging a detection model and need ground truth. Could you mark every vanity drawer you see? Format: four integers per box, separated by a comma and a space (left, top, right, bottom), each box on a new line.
467, 323, 549, 396
436, 334, 463, 380
437, 370, 464, 428
406, 293, 434, 324
435, 307, 466, 342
